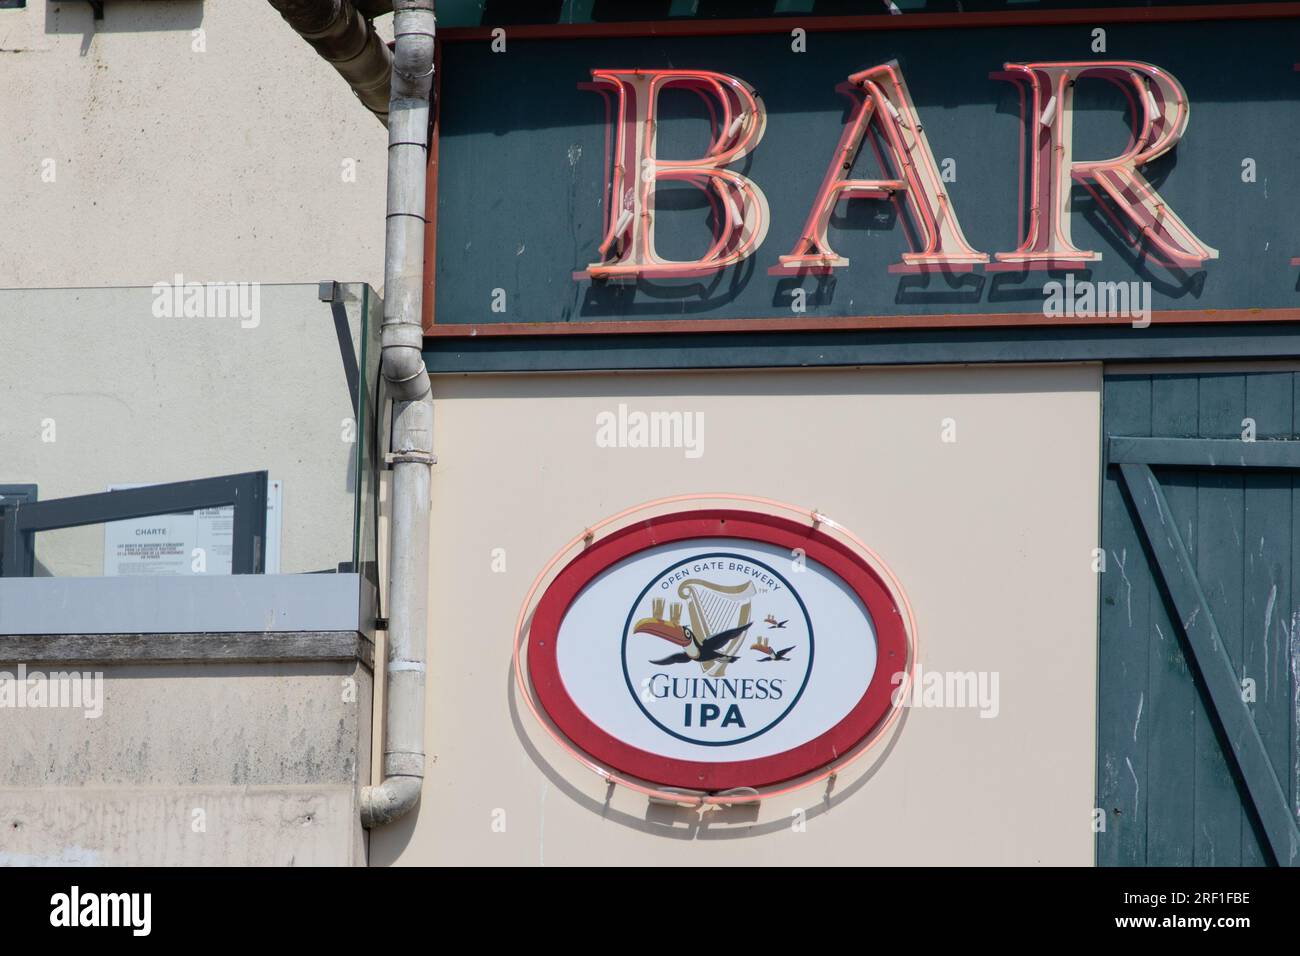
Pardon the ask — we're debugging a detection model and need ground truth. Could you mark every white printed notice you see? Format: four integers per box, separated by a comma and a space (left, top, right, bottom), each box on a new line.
103, 480, 282, 576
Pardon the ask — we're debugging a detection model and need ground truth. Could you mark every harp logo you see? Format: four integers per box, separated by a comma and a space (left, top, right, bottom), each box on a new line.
528, 510, 910, 790
623, 554, 814, 746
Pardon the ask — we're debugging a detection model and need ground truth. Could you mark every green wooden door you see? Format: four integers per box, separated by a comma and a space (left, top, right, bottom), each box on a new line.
1098, 371, 1300, 866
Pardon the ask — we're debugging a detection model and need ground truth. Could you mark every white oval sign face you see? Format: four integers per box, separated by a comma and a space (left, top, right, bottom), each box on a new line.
528, 511, 908, 790
619, 547, 820, 749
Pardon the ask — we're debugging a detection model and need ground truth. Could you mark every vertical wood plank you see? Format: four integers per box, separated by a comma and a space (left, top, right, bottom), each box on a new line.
1241, 372, 1295, 865
1194, 373, 1247, 866
1146, 375, 1199, 866
1097, 374, 1153, 866
1291, 374, 1300, 837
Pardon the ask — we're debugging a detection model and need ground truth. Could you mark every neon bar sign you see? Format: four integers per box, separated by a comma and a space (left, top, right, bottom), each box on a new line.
580, 59, 1220, 282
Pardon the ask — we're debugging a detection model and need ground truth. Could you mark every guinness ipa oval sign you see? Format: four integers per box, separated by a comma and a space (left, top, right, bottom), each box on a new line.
528, 510, 909, 790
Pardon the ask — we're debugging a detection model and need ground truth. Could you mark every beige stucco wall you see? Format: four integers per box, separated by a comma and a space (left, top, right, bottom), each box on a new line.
0, 0, 389, 291
371, 363, 1103, 866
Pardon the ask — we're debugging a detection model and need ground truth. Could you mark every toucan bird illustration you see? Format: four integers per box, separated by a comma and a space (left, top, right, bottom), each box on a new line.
646, 622, 752, 666
764, 614, 789, 629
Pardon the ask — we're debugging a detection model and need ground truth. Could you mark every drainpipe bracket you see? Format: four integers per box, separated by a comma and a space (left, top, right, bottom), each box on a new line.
385, 451, 437, 466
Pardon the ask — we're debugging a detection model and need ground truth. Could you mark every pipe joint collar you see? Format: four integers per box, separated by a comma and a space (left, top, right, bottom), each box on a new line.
383, 751, 426, 778
381, 322, 425, 350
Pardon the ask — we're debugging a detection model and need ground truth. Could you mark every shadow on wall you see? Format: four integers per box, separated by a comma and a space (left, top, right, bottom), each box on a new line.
44, 0, 204, 56
363, 651, 911, 863
500, 653, 912, 841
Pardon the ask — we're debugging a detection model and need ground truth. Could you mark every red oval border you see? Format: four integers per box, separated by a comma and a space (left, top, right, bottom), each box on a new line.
527, 510, 909, 790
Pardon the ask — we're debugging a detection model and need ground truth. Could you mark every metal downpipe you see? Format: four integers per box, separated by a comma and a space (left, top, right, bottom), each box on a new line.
360, 0, 435, 830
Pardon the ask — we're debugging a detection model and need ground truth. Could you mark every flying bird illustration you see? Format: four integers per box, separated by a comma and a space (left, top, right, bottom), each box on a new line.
764, 614, 788, 629
647, 622, 752, 665
750, 636, 795, 662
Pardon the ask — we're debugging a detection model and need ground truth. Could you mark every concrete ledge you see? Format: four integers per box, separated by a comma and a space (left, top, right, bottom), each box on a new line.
0, 786, 364, 866
0, 573, 375, 636
0, 630, 374, 667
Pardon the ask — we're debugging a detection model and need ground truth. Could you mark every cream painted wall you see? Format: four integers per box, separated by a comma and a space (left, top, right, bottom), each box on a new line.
371, 364, 1103, 866
0, 0, 390, 291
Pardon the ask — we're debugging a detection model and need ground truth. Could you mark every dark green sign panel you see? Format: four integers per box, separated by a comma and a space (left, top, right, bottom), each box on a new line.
426, 7, 1300, 364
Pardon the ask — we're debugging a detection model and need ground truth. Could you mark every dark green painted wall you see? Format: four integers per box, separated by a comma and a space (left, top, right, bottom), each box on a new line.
423, 322, 1300, 372
433, 16, 1300, 330
1098, 371, 1300, 866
